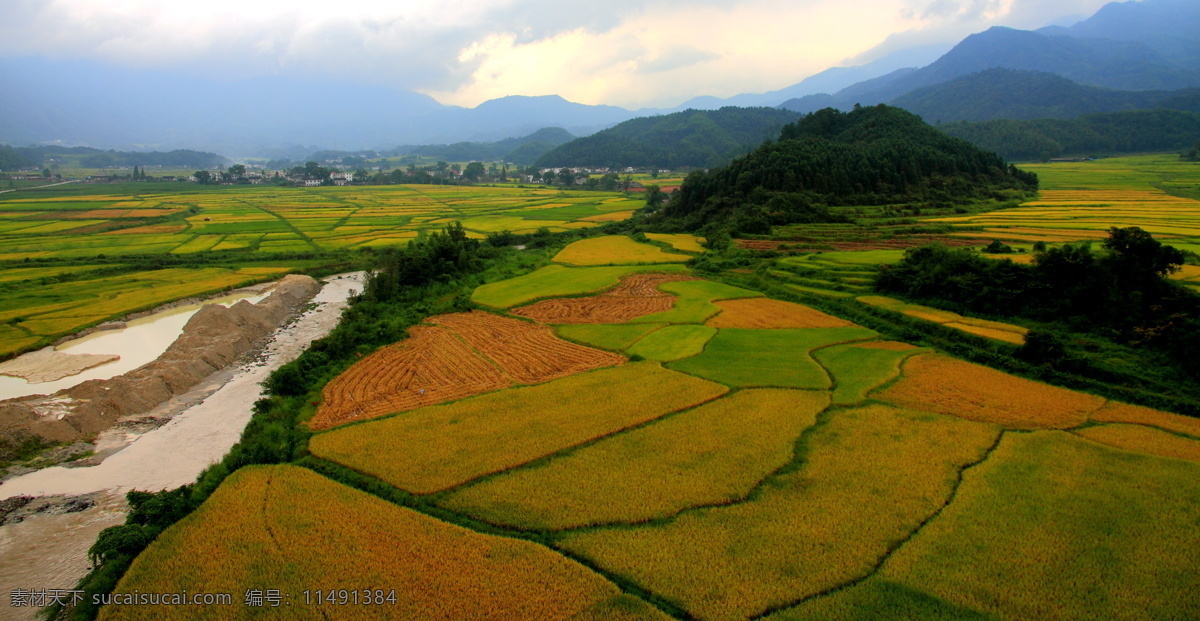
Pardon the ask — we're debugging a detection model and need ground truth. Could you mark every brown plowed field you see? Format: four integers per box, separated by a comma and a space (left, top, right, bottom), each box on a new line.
311, 312, 624, 430
512, 273, 697, 324
429, 312, 625, 383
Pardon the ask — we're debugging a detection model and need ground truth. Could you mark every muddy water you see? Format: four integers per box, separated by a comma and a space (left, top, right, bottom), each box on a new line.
0, 273, 363, 612
0, 288, 273, 401
0, 493, 127, 621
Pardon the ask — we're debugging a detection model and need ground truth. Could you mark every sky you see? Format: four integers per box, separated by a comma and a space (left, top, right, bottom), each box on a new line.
0, 0, 1121, 109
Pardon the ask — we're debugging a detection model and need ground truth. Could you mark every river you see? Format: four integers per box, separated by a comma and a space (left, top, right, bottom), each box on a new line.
0, 272, 363, 619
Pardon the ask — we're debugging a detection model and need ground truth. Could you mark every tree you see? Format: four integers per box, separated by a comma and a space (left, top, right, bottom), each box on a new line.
463, 162, 486, 181
1103, 226, 1184, 278
42, 167, 51, 178
644, 184, 666, 210
227, 164, 246, 180
193, 170, 212, 184
558, 167, 575, 185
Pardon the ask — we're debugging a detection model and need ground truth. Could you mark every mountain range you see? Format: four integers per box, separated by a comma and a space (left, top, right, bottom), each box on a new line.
1, 0, 1197, 158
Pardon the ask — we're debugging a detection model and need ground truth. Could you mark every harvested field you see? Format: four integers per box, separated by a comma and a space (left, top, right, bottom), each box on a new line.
860, 431, 1200, 621
1075, 424, 1200, 464
513, 273, 697, 324
706, 297, 856, 329
1090, 401, 1200, 439
877, 354, 1104, 429
311, 311, 624, 430
472, 264, 689, 309
309, 363, 728, 494
629, 280, 764, 324
429, 312, 624, 384
101, 465, 669, 621
558, 405, 1000, 621
440, 389, 829, 530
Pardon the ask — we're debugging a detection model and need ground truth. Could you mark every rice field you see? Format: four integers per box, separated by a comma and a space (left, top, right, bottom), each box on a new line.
794, 431, 1200, 621
706, 297, 857, 329
309, 311, 625, 430
643, 233, 707, 253
626, 279, 764, 324
926, 155, 1200, 250
102, 464, 669, 621
0, 266, 289, 355
624, 325, 716, 361
554, 323, 665, 351
557, 405, 1001, 620
471, 264, 689, 308
667, 327, 878, 388
857, 296, 1028, 345
1074, 424, 1200, 464
0, 183, 637, 357
308, 362, 728, 494
552, 235, 692, 266
812, 341, 926, 405
878, 354, 1106, 429
439, 389, 829, 530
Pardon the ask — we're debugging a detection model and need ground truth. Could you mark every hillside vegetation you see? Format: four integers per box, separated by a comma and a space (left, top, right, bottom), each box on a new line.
649, 105, 1037, 234
940, 108, 1200, 160
537, 107, 797, 169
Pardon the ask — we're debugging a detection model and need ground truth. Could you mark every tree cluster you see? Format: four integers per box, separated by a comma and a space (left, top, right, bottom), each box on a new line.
652, 105, 1037, 235
875, 227, 1198, 376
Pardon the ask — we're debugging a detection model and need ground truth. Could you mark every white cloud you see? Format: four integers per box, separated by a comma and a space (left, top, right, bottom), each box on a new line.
0, 0, 1126, 109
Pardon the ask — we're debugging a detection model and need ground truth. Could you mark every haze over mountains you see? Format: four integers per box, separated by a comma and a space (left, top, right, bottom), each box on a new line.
1, 0, 1197, 158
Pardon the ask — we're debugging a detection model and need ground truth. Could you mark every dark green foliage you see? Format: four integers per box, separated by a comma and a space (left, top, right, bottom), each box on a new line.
1181, 139, 1200, 161
941, 109, 1200, 160
652, 105, 1036, 234
983, 239, 1013, 254
358, 222, 488, 303
875, 228, 1199, 380
88, 525, 154, 566
537, 107, 797, 168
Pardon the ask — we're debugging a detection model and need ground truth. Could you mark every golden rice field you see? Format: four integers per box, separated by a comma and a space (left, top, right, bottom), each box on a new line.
1074, 424, 1200, 464
552, 235, 692, 266
439, 389, 829, 530
557, 405, 1001, 621
928, 155, 1200, 251
779, 432, 1200, 621
643, 233, 707, 253
103, 465, 669, 621
857, 295, 1028, 345
1090, 400, 1200, 438
877, 354, 1105, 429
309, 363, 727, 494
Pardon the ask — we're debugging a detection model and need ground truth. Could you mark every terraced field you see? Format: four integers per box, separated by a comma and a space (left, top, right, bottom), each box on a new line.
98, 182, 1200, 620
0, 183, 636, 356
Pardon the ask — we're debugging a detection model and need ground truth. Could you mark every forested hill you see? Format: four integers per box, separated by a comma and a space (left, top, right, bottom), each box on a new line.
939, 109, 1200, 161
650, 105, 1037, 235
892, 69, 1200, 123
536, 107, 797, 169
0, 144, 227, 171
